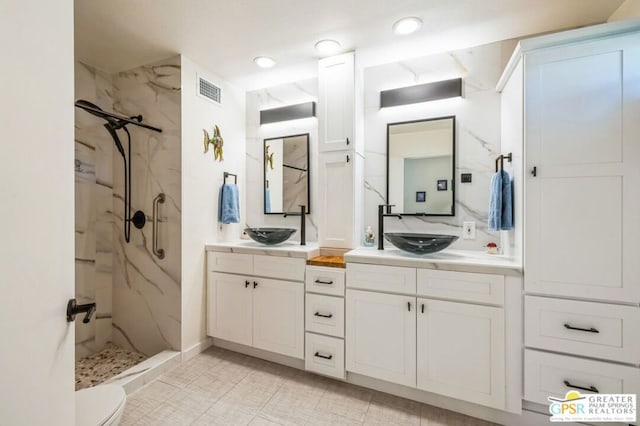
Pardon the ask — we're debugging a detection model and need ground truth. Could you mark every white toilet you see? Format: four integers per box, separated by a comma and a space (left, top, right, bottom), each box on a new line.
75, 384, 127, 426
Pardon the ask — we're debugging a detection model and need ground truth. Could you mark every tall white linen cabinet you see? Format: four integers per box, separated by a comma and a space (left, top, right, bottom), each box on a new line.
498, 21, 640, 408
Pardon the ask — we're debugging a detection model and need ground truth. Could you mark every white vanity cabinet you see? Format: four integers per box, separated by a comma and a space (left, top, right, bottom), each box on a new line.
345, 289, 416, 387
206, 251, 305, 359
416, 298, 505, 409
345, 260, 512, 411
207, 272, 253, 346
305, 265, 347, 379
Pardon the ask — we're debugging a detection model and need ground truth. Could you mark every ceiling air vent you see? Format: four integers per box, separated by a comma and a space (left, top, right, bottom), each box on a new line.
197, 75, 222, 105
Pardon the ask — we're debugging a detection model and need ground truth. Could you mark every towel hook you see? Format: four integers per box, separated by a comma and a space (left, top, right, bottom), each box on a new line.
223, 172, 237, 184
495, 153, 512, 172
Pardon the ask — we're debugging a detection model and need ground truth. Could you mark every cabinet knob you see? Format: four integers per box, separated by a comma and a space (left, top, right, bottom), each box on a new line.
407, 301, 411, 312
421, 303, 425, 314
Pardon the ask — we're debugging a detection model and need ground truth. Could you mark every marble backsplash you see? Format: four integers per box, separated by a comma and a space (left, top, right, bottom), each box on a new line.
112, 56, 182, 356
363, 41, 515, 251
245, 78, 319, 242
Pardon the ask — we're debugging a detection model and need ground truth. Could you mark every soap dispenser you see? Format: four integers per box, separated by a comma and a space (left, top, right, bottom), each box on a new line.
363, 225, 376, 247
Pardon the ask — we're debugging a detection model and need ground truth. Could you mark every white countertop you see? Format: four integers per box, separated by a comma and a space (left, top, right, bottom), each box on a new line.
205, 240, 320, 260
345, 247, 522, 276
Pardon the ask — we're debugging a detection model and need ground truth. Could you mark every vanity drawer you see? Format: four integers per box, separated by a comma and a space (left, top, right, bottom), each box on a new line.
524, 349, 640, 405
305, 266, 345, 296
346, 263, 416, 294
305, 294, 344, 338
305, 332, 345, 380
525, 296, 640, 364
417, 269, 504, 305
253, 255, 305, 282
208, 252, 253, 275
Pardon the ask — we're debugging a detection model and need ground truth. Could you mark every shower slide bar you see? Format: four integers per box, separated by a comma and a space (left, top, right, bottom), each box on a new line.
75, 101, 163, 132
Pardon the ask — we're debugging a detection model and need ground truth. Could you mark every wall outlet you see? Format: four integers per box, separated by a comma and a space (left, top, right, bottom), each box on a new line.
462, 221, 476, 240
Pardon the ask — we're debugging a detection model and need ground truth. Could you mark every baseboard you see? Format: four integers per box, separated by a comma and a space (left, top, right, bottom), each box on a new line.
181, 337, 214, 362
212, 338, 305, 370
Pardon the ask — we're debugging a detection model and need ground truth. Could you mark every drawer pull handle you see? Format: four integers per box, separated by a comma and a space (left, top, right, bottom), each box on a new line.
245, 280, 250, 288
314, 279, 334, 285
564, 380, 599, 393
421, 303, 425, 314
564, 323, 599, 333
253, 281, 258, 289
314, 312, 333, 319
407, 302, 411, 312
314, 352, 333, 360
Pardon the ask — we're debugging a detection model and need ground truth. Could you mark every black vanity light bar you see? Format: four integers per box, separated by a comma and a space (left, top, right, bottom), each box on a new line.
380, 78, 463, 108
260, 101, 316, 125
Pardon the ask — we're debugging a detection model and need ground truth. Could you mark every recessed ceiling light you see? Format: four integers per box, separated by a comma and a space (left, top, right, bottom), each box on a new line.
392, 17, 422, 35
254, 56, 276, 68
314, 39, 341, 55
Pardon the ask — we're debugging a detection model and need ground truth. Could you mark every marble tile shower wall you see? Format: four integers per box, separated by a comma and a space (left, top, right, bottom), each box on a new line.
245, 79, 319, 241
74, 62, 115, 359
363, 41, 513, 250
112, 56, 182, 356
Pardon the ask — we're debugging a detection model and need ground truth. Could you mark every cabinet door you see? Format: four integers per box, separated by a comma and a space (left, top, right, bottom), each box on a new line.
417, 298, 505, 410
525, 34, 640, 303
207, 272, 252, 346
346, 289, 416, 387
318, 151, 354, 248
318, 52, 354, 152
252, 278, 304, 359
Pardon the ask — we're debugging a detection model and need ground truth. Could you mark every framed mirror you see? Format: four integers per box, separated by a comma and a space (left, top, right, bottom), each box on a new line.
264, 133, 310, 214
386, 116, 455, 216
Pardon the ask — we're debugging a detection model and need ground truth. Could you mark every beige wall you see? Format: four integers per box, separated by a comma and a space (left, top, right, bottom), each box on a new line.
0, 0, 75, 424
608, 0, 640, 21
181, 56, 246, 352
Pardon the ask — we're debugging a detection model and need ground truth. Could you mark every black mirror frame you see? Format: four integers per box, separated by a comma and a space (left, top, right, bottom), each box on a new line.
386, 115, 456, 217
263, 133, 311, 215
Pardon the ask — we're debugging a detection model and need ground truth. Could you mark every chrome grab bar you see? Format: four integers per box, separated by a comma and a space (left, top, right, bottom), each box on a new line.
153, 193, 165, 259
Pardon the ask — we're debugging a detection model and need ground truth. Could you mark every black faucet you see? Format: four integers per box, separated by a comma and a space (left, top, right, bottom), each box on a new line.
66, 298, 97, 323
378, 204, 402, 250
283, 204, 306, 246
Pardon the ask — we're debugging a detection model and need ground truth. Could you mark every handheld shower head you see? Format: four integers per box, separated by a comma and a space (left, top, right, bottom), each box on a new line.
103, 123, 126, 159
75, 100, 123, 129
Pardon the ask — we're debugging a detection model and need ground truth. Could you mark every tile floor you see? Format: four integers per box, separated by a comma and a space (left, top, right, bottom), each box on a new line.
76, 342, 147, 390
121, 346, 499, 425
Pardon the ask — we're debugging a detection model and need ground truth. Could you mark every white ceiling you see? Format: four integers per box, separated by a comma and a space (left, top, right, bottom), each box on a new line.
75, 0, 623, 90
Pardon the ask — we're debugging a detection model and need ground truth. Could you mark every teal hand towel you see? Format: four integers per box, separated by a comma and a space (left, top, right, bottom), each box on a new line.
488, 171, 502, 231
220, 183, 240, 224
